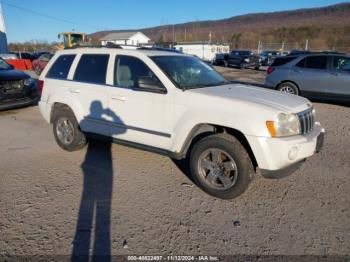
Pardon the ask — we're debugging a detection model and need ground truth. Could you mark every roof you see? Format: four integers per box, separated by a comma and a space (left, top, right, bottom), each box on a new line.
100, 31, 149, 41
55, 47, 186, 58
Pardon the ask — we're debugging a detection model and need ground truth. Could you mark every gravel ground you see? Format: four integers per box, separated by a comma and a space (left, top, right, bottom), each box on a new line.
0, 67, 349, 259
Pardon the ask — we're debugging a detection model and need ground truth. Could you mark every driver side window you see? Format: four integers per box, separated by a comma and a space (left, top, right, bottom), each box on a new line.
333, 56, 350, 71
114, 55, 164, 91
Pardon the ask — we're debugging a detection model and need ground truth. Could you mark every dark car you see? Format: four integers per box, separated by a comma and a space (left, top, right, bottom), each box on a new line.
265, 53, 350, 102
32, 53, 54, 75
228, 50, 261, 70
212, 53, 229, 67
31, 51, 51, 61
0, 58, 39, 111
260, 50, 280, 66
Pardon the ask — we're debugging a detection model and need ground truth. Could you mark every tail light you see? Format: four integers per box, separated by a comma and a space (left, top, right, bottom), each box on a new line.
267, 67, 275, 75
38, 80, 44, 96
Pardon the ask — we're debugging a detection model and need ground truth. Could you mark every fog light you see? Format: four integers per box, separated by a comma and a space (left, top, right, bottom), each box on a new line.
288, 147, 298, 160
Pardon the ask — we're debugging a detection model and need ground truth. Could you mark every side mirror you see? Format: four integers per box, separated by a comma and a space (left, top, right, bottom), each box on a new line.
136, 77, 166, 93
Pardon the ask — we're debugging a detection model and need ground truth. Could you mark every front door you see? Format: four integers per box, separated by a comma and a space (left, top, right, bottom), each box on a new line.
106, 55, 173, 150
328, 56, 350, 100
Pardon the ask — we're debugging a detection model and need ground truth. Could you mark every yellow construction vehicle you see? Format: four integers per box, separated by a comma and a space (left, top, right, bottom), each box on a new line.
57, 32, 87, 49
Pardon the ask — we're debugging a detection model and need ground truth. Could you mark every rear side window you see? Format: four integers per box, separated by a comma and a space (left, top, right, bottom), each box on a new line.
74, 54, 109, 84
271, 57, 296, 67
46, 55, 75, 79
297, 56, 327, 70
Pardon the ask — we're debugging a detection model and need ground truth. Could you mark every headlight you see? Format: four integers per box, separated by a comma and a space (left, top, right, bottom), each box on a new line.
24, 78, 35, 86
266, 112, 300, 137
244, 58, 250, 63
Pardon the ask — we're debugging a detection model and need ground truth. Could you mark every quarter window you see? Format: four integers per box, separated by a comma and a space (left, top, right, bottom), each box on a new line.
46, 55, 75, 79
74, 54, 109, 84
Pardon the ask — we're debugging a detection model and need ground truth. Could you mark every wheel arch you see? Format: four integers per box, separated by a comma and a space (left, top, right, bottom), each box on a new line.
178, 124, 258, 171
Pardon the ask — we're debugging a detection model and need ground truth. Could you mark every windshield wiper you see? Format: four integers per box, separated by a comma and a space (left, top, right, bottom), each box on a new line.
183, 81, 230, 90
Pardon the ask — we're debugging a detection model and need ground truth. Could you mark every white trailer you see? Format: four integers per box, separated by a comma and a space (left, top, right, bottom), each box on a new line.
174, 42, 230, 62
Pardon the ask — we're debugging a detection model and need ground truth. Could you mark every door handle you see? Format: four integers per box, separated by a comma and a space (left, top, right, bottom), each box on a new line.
111, 95, 126, 101
69, 88, 80, 94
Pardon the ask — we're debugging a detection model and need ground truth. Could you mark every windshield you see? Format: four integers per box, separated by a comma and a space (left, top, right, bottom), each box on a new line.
152, 56, 229, 89
70, 34, 84, 45
0, 59, 11, 70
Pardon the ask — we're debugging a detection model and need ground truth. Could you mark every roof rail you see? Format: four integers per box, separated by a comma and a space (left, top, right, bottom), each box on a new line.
66, 43, 123, 49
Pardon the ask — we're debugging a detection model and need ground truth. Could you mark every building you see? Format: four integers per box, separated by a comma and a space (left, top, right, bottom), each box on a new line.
174, 42, 230, 62
0, 4, 8, 53
100, 31, 150, 47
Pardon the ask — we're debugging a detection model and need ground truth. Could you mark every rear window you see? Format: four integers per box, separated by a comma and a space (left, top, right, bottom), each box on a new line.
73, 54, 109, 84
271, 57, 296, 67
46, 55, 76, 80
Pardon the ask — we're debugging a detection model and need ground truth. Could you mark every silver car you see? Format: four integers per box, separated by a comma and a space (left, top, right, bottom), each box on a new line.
265, 53, 350, 101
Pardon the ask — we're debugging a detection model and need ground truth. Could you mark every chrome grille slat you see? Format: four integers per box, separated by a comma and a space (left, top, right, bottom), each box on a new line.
297, 108, 315, 135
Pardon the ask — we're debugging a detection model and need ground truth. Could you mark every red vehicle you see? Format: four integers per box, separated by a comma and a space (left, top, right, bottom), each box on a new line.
32, 53, 53, 75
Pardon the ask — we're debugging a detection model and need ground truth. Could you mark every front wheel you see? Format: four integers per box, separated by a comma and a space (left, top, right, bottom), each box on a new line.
53, 107, 87, 151
189, 133, 254, 199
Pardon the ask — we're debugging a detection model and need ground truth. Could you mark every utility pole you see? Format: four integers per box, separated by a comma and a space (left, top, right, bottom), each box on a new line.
305, 39, 309, 51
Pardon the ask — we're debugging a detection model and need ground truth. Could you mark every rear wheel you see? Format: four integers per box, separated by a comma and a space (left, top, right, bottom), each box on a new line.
189, 133, 254, 199
52, 107, 87, 151
277, 82, 299, 96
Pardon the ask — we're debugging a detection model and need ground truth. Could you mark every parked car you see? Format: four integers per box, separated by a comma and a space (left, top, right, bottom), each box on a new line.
31, 51, 51, 61
265, 53, 350, 102
0, 53, 18, 60
39, 48, 324, 199
228, 50, 261, 70
212, 53, 229, 67
260, 50, 280, 66
9, 52, 33, 61
32, 53, 54, 75
0, 58, 39, 111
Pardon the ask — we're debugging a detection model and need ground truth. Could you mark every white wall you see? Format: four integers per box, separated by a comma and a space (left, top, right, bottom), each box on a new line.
175, 44, 230, 61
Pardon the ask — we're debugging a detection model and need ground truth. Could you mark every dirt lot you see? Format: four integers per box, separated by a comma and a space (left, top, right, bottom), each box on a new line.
0, 67, 349, 259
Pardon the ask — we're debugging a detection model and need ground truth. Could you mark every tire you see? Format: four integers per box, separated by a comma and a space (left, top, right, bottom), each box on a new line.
189, 133, 254, 199
277, 82, 299, 96
52, 107, 87, 151
254, 65, 260, 70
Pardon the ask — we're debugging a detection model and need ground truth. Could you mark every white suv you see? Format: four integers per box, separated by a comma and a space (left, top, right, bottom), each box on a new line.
39, 47, 324, 199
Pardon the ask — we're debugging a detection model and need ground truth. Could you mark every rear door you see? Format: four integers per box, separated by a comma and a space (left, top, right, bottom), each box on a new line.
69, 54, 111, 136
328, 56, 350, 100
290, 55, 331, 97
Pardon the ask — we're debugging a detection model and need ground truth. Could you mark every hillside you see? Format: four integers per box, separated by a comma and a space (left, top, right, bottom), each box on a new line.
89, 3, 350, 51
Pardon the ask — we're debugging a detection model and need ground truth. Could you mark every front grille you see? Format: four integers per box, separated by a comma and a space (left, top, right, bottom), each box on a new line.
297, 108, 315, 135
0, 80, 24, 95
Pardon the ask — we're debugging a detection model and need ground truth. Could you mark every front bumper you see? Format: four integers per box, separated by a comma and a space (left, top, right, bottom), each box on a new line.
0, 96, 39, 111
247, 122, 324, 175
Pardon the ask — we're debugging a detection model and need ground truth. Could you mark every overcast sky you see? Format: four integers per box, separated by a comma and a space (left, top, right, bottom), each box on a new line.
2, 0, 347, 42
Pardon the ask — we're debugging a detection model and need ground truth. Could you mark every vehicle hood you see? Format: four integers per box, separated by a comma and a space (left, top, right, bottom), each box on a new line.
0, 69, 30, 81
187, 83, 310, 113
